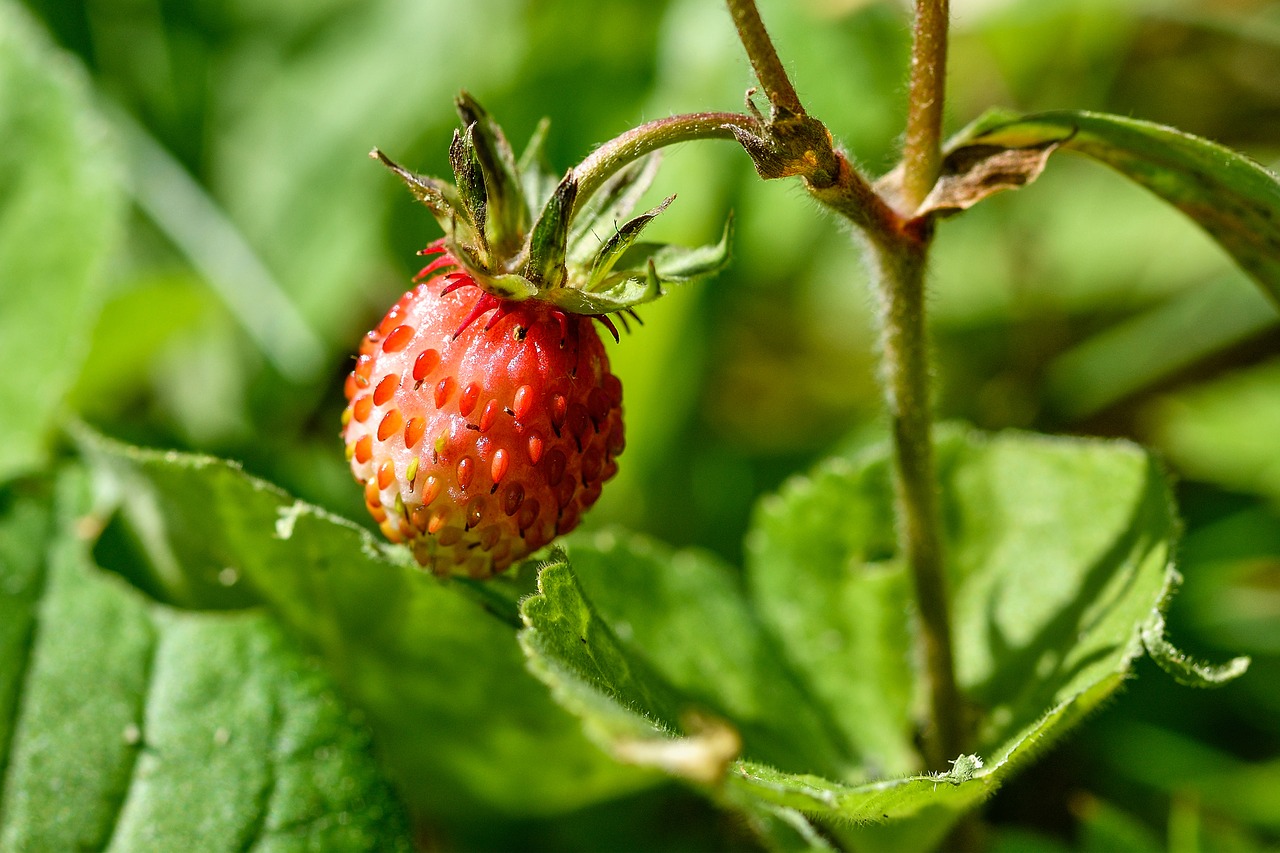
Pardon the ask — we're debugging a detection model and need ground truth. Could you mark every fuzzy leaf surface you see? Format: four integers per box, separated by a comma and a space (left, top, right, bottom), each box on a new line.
521, 430, 1185, 848
75, 428, 648, 822
935, 110, 1280, 308
0, 476, 411, 851
0, 4, 124, 481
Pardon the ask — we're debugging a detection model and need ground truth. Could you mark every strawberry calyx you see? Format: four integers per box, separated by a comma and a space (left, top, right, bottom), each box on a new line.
413, 237, 625, 342
370, 92, 732, 328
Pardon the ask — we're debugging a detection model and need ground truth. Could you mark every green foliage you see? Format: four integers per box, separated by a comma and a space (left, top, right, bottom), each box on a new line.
0, 475, 411, 851
4, 0, 1279, 848
1148, 359, 1280, 507
520, 430, 1213, 848
0, 2, 123, 481
76, 427, 650, 823
938, 109, 1280, 308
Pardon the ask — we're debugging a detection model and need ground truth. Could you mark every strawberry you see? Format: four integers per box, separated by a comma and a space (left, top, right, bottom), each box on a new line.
345, 93, 730, 577
342, 243, 624, 578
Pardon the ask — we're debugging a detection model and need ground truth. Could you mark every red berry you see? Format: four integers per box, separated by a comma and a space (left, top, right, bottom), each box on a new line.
342, 247, 624, 578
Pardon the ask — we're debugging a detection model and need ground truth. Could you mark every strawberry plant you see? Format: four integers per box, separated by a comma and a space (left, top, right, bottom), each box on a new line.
4, 0, 1280, 850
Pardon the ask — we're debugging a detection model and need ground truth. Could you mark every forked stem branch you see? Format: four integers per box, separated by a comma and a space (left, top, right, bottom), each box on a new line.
725, 0, 968, 773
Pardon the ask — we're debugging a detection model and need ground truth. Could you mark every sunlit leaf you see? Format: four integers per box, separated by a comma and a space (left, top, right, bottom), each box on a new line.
521, 429, 1202, 848
0, 475, 411, 851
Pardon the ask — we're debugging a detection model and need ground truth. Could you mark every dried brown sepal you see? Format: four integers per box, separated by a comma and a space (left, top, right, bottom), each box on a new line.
878, 139, 1061, 221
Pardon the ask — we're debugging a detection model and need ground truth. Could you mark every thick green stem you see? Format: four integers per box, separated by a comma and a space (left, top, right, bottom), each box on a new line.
867, 227, 966, 771
901, 0, 950, 211
725, 0, 804, 116
571, 112, 757, 215
722, 0, 967, 775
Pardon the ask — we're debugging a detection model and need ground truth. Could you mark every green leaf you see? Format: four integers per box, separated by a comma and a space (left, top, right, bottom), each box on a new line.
520, 429, 1189, 848
934, 109, 1280, 309
1141, 578, 1250, 688
555, 531, 859, 778
74, 427, 649, 821
519, 554, 689, 744
753, 429, 1188, 841
0, 3, 125, 482
746, 451, 917, 781
0, 475, 411, 851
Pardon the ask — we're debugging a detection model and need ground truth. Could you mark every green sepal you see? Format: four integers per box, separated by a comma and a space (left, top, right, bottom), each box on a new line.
449, 126, 488, 255
645, 211, 734, 283
568, 154, 662, 265
541, 266, 658, 314
586, 195, 674, 291
550, 213, 733, 315
517, 117, 560, 214
483, 272, 539, 301
525, 172, 578, 289
452, 242, 538, 302
369, 148, 459, 233
455, 91, 528, 254
374, 96, 731, 317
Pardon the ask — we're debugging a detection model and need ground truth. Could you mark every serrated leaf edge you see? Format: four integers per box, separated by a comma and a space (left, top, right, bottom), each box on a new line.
1140, 571, 1251, 688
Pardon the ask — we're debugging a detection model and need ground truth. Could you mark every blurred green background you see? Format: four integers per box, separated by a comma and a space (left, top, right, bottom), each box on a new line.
9, 0, 1280, 847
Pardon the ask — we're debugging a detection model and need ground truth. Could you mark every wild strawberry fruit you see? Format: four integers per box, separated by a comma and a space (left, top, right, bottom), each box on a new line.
345, 93, 730, 577
343, 244, 624, 577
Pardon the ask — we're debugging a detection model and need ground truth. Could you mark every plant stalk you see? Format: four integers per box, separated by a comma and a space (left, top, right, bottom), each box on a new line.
724, 0, 804, 116
571, 112, 758, 214
724, 0, 968, 774
901, 0, 950, 211
867, 226, 965, 772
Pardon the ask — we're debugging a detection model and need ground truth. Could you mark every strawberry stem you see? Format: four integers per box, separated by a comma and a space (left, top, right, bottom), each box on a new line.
901, 0, 950, 212
866, 225, 966, 775
890, 0, 969, 780
571, 112, 758, 213
725, 0, 968, 778
724, 0, 803, 117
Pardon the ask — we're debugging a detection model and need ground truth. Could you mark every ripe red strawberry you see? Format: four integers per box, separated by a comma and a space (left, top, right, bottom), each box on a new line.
347, 93, 729, 577
343, 244, 623, 578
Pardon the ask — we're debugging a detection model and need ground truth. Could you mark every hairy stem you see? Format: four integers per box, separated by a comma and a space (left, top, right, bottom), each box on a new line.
571, 112, 757, 215
901, 0, 950, 211
869, 226, 965, 771
725, 0, 804, 115
722, 0, 967, 772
